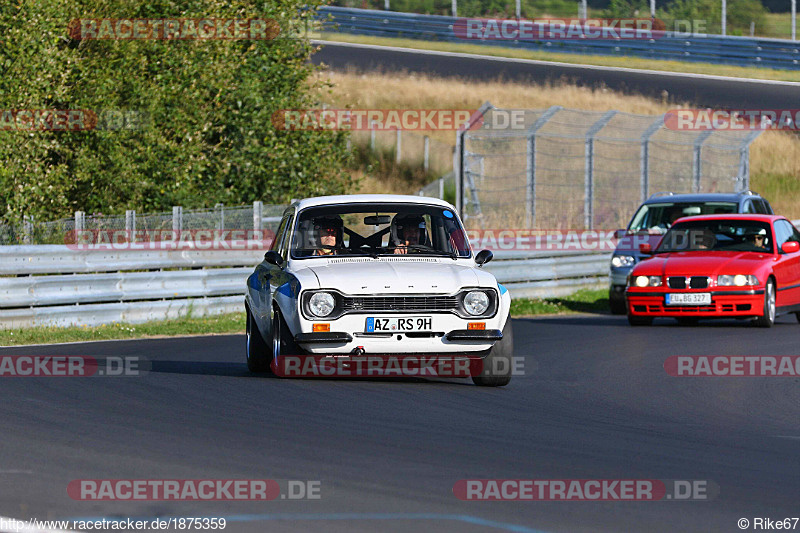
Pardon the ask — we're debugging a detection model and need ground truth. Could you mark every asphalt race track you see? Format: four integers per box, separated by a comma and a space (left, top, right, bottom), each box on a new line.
2, 315, 800, 532
312, 41, 800, 109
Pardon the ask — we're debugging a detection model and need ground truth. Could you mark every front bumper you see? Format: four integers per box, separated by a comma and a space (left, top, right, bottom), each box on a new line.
626, 288, 764, 317
294, 313, 504, 354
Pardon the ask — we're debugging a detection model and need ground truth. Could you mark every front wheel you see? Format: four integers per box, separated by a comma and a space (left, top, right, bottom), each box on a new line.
246, 307, 271, 372
270, 306, 305, 375
472, 319, 513, 387
754, 278, 776, 328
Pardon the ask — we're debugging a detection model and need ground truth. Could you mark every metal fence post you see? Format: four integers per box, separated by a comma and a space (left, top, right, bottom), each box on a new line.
452, 0, 457, 17
737, 130, 762, 191
74, 211, 85, 232
172, 206, 183, 233
640, 116, 665, 204
370, 121, 376, 150
22, 215, 32, 245
253, 201, 263, 231
692, 131, 713, 193
396, 129, 402, 164
215, 203, 225, 231
457, 102, 493, 221
423, 135, 430, 172
125, 210, 136, 241
525, 105, 562, 228
584, 110, 617, 230
439, 176, 444, 199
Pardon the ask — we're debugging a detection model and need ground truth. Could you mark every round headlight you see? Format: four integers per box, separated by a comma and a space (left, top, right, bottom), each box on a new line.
635, 275, 650, 288
309, 292, 335, 317
464, 291, 490, 316
734, 274, 747, 286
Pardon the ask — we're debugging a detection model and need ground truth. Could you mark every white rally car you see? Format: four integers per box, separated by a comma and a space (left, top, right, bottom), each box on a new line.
244, 194, 513, 386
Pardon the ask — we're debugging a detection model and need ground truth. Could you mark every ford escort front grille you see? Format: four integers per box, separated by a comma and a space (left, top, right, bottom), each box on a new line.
341, 295, 459, 312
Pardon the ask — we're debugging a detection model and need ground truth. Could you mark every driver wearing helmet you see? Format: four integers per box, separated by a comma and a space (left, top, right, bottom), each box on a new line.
391, 214, 426, 254
744, 227, 769, 251
312, 216, 343, 256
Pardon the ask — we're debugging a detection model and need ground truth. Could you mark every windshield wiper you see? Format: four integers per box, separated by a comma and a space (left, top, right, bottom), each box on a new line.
404, 244, 458, 260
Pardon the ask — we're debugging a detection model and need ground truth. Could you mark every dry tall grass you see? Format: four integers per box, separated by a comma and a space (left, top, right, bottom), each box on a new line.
315, 70, 800, 219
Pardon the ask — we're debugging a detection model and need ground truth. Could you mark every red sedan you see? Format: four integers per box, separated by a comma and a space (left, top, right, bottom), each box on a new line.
626, 215, 800, 327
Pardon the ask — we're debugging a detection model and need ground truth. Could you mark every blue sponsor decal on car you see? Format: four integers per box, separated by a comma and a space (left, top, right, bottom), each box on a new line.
498, 283, 508, 295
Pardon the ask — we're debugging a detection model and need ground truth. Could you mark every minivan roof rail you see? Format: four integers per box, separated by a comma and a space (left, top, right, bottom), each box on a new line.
648, 191, 674, 198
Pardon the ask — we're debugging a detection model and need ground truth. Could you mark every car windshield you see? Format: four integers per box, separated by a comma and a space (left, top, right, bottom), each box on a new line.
656, 219, 774, 253
628, 202, 738, 234
290, 203, 471, 259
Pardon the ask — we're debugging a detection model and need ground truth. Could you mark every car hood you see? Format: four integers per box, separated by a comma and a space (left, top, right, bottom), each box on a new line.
301, 259, 484, 294
634, 251, 772, 277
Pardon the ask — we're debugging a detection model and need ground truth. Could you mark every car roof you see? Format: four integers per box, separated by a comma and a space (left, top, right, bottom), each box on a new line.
643, 192, 762, 204
291, 194, 456, 211
676, 214, 783, 223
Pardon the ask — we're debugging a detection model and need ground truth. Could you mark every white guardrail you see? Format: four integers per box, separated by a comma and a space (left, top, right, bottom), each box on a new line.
0, 245, 608, 329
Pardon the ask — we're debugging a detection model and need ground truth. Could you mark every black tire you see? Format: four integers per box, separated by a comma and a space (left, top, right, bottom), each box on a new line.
795, 312, 800, 324
754, 278, 776, 328
271, 306, 305, 375
609, 291, 627, 315
472, 319, 513, 387
627, 314, 653, 326
246, 307, 271, 372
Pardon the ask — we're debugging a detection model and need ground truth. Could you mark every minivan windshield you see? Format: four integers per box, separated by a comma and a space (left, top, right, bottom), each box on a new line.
628, 202, 738, 234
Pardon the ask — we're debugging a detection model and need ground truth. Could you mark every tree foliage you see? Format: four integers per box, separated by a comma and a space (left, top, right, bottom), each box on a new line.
0, 0, 352, 224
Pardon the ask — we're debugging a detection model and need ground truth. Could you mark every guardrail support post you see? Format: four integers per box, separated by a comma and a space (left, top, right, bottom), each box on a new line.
640, 115, 665, 204
423, 135, 430, 172
525, 105, 562, 229
172, 206, 182, 233
692, 130, 713, 193
584, 110, 617, 230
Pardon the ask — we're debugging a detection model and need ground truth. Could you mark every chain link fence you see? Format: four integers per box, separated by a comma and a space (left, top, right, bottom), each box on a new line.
0, 203, 287, 246
456, 103, 763, 230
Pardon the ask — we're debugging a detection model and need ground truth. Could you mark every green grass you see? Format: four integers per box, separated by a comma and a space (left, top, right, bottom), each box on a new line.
0, 290, 609, 346
510, 288, 609, 317
318, 32, 800, 83
0, 312, 246, 347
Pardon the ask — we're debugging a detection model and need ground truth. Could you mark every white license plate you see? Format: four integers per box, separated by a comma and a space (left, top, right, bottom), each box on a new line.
665, 293, 712, 305
365, 317, 432, 332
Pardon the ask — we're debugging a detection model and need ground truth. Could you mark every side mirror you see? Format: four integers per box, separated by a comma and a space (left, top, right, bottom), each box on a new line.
264, 250, 284, 267
781, 241, 799, 254
639, 243, 652, 255
614, 229, 628, 239
475, 249, 493, 267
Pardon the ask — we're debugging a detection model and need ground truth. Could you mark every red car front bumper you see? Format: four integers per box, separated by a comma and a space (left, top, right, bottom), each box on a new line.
626, 289, 765, 318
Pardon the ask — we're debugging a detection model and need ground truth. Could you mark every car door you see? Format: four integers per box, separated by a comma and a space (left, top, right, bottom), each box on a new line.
250, 211, 292, 332
771, 219, 800, 308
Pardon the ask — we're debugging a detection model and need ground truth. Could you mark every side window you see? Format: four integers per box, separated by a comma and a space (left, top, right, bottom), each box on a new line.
277, 215, 294, 258
762, 200, 774, 214
270, 215, 291, 253
754, 200, 768, 214
774, 220, 794, 249
743, 200, 757, 214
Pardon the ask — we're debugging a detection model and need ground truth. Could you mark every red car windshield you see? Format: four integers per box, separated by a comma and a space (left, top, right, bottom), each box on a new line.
656, 220, 774, 254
